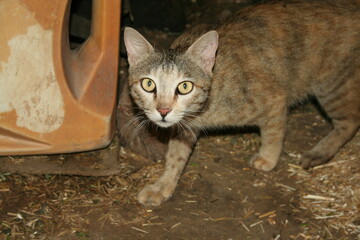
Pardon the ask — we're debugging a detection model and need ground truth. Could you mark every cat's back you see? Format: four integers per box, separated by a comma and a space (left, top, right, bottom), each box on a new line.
169, 0, 360, 126
217, 0, 360, 51
213, 0, 360, 102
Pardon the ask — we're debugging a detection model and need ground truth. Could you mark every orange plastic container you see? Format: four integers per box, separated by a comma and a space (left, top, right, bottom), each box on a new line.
0, 0, 121, 155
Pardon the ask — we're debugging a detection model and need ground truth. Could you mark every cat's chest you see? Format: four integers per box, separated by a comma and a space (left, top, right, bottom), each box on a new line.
196, 85, 264, 127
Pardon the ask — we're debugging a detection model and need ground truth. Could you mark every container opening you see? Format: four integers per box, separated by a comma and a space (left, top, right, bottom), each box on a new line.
68, 0, 92, 49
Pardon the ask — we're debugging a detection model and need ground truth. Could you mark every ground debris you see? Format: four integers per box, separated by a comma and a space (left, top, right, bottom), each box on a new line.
291, 131, 360, 236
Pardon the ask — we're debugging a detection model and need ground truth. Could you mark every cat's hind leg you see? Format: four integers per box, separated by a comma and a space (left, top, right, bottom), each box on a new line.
302, 78, 360, 169
138, 132, 198, 206
249, 97, 287, 171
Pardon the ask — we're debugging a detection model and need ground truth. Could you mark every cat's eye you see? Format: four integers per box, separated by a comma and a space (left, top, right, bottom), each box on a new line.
141, 78, 156, 92
177, 81, 194, 95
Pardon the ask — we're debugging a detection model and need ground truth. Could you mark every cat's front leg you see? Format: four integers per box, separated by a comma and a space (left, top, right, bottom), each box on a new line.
138, 132, 198, 206
249, 101, 287, 171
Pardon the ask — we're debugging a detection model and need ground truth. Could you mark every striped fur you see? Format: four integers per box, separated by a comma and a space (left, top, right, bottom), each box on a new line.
125, 0, 360, 206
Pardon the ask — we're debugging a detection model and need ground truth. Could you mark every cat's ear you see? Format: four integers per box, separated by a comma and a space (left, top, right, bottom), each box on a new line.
185, 31, 219, 74
124, 27, 154, 66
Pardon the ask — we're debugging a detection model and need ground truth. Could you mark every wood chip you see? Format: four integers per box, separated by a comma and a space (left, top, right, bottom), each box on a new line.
250, 220, 263, 228
303, 194, 335, 201
142, 223, 164, 226
131, 227, 148, 234
189, 212, 199, 216
268, 218, 276, 225
243, 209, 254, 219
275, 183, 296, 191
260, 223, 265, 233
170, 222, 181, 230
314, 214, 344, 219
240, 221, 250, 232
259, 211, 276, 219
312, 160, 348, 169
274, 234, 281, 240
288, 163, 302, 169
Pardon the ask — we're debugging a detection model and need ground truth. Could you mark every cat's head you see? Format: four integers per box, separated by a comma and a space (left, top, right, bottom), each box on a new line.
124, 27, 218, 128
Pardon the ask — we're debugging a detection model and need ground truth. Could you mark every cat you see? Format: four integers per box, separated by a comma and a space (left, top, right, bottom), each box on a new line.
124, 0, 360, 206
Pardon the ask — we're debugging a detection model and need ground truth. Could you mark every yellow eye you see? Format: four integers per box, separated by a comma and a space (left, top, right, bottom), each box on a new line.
141, 78, 156, 92
177, 81, 194, 95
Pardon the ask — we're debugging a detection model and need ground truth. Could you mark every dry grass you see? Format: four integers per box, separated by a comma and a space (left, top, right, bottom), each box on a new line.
0, 144, 172, 239
287, 132, 360, 238
0, 115, 359, 239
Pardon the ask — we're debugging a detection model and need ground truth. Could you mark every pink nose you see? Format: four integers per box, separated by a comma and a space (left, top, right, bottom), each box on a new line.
156, 108, 172, 117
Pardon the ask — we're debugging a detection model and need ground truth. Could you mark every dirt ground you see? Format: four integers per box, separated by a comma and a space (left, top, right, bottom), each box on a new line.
1, 0, 360, 239
1, 108, 359, 239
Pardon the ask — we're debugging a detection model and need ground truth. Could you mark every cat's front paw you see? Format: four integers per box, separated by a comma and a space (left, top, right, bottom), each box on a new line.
137, 181, 175, 206
249, 154, 277, 171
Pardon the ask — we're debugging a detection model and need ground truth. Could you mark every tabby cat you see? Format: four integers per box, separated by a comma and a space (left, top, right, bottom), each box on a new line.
124, 0, 360, 206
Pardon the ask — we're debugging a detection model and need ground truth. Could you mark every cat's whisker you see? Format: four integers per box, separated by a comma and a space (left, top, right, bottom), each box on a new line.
130, 118, 151, 143
181, 114, 208, 136
129, 121, 143, 143
175, 121, 187, 137
178, 119, 198, 140
176, 121, 186, 134
121, 108, 156, 143
180, 121, 194, 138
120, 113, 145, 136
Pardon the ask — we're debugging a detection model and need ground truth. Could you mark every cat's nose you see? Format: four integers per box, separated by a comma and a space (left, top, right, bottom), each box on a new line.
157, 107, 172, 117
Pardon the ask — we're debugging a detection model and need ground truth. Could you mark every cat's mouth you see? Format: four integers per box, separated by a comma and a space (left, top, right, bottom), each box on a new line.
145, 110, 180, 128
155, 120, 175, 128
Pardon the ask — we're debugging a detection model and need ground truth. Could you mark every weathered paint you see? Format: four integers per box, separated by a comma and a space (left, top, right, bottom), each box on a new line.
0, 25, 64, 133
